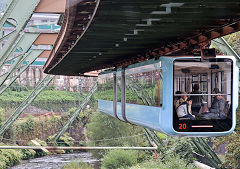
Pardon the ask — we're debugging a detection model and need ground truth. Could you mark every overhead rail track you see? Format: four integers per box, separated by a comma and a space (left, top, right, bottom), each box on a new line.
44, 0, 240, 76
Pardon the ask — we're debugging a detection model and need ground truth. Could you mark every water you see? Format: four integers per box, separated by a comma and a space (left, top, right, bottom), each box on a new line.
11, 152, 100, 169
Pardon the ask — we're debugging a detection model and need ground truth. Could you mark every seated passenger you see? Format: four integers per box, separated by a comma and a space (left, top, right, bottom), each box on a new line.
202, 92, 226, 119
211, 88, 219, 109
174, 91, 182, 109
191, 84, 202, 113
177, 97, 195, 120
175, 91, 187, 109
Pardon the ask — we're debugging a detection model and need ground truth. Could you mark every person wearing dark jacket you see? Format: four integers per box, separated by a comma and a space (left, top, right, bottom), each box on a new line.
203, 91, 226, 119
191, 84, 202, 113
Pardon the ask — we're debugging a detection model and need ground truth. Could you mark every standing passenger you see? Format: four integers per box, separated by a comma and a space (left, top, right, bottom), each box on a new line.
191, 84, 202, 113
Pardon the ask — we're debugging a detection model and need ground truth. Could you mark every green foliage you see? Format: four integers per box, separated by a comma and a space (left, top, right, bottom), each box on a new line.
20, 116, 35, 134
164, 137, 195, 164
101, 149, 138, 169
0, 107, 5, 125
27, 139, 48, 158
47, 133, 74, 153
157, 132, 167, 140
131, 155, 196, 169
213, 132, 240, 168
212, 99, 240, 168
67, 107, 90, 123
21, 149, 36, 160
62, 161, 93, 169
0, 148, 22, 168
0, 90, 80, 112
87, 112, 147, 159
7, 81, 28, 92
224, 32, 240, 55
15, 115, 62, 144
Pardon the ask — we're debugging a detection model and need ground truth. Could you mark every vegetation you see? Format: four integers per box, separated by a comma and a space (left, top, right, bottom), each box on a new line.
62, 161, 93, 169
27, 139, 48, 157
131, 155, 196, 169
212, 105, 240, 168
20, 149, 36, 160
47, 133, 75, 153
102, 149, 138, 169
87, 111, 147, 159
0, 89, 80, 112
0, 143, 22, 169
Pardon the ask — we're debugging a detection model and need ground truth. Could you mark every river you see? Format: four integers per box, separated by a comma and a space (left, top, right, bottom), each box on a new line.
11, 152, 100, 169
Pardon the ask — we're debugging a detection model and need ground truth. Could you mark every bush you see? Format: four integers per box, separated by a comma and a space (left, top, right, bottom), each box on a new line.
62, 161, 93, 169
87, 112, 147, 159
164, 137, 195, 164
101, 149, 138, 169
131, 155, 196, 169
0, 149, 22, 168
47, 133, 75, 153
21, 149, 36, 160
27, 139, 48, 157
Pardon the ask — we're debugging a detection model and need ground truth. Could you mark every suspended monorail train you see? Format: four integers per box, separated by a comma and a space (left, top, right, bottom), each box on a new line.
98, 56, 239, 136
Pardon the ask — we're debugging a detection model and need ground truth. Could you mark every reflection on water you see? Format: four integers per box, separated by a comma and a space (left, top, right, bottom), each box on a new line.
11, 152, 100, 169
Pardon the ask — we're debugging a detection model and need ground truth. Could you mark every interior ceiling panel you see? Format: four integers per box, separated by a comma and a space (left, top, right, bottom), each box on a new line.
43, 0, 240, 76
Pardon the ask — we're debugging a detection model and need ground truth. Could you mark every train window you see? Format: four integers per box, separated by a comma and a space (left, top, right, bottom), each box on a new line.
125, 62, 162, 107
97, 72, 114, 101
173, 58, 233, 132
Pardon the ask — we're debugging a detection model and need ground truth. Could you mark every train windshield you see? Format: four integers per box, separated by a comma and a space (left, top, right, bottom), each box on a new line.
173, 58, 233, 132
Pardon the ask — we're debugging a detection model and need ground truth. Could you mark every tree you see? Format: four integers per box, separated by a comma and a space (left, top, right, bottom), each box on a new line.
86, 111, 147, 159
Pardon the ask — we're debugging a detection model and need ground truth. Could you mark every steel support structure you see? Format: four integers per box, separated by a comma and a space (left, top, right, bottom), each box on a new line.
0, 0, 40, 62
0, 49, 43, 95
0, 33, 39, 86
54, 81, 98, 142
0, 32, 39, 73
0, 0, 17, 30
212, 37, 240, 62
191, 138, 222, 168
0, 75, 55, 136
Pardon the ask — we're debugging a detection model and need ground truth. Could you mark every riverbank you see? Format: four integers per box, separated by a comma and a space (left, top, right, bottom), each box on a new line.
10, 152, 100, 169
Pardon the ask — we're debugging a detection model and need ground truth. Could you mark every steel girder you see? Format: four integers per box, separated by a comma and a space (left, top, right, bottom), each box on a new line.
211, 37, 240, 62
0, 33, 39, 72
0, 0, 17, 30
54, 81, 98, 142
0, 49, 43, 95
0, 74, 55, 136
0, 0, 40, 61
0, 33, 39, 86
